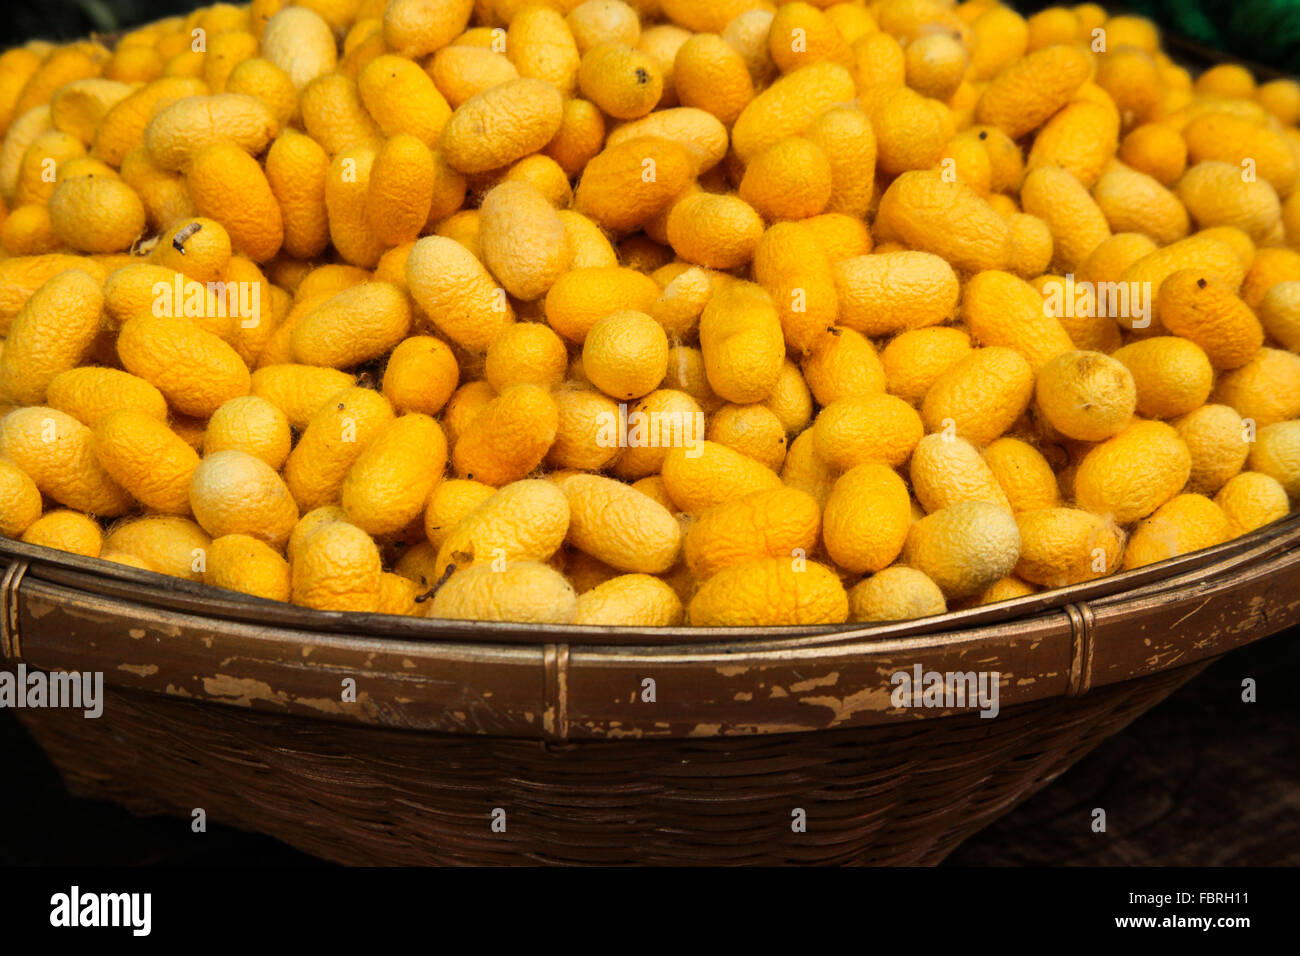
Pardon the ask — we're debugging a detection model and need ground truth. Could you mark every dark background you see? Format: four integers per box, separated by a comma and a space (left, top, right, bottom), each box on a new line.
4, 1, 1300, 74
1, 1, 1298, 866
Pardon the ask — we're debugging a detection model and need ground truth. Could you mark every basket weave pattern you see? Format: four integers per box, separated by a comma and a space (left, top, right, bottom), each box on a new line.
4, 515, 1298, 864
17, 664, 1201, 865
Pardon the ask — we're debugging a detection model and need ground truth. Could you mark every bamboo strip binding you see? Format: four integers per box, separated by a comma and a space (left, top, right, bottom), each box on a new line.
1065, 602, 1097, 697
0, 559, 27, 662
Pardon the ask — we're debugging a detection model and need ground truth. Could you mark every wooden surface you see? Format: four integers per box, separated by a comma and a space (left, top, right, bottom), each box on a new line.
6, 515, 1300, 739
1, 628, 1294, 865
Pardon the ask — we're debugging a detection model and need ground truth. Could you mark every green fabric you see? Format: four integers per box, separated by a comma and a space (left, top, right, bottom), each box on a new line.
1014, 1, 1300, 74
1061, 1, 1300, 73
1224, 0, 1300, 69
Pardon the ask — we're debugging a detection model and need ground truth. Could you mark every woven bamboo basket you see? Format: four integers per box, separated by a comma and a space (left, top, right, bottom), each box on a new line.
3, 512, 1299, 865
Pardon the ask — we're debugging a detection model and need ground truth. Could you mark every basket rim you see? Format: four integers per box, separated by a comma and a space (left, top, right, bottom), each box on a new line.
3, 512, 1298, 649
6, 518, 1297, 737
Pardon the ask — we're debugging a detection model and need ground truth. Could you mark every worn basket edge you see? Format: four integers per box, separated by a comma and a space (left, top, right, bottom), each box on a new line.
2, 511, 1298, 649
